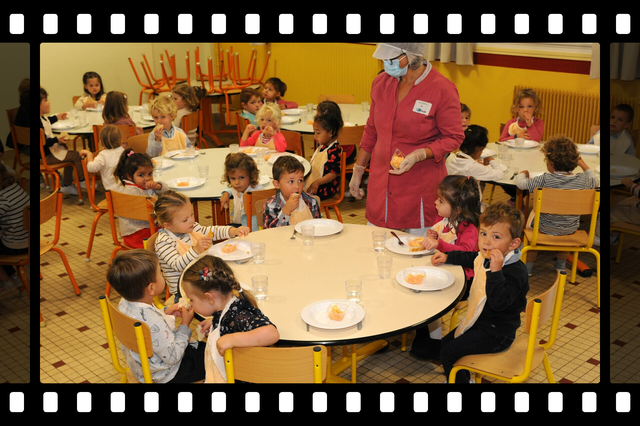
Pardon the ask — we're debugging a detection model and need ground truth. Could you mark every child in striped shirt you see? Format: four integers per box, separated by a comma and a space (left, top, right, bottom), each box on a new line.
0, 163, 29, 293
152, 190, 250, 303
515, 135, 599, 276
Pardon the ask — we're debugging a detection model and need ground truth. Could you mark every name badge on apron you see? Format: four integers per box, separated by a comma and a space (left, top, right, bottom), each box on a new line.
413, 100, 432, 116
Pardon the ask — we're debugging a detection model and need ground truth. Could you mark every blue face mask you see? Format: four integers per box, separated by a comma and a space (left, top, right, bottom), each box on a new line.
383, 55, 408, 78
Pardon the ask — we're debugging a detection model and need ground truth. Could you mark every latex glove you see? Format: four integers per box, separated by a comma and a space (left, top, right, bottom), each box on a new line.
389, 148, 427, 175
349, 164, 366, 199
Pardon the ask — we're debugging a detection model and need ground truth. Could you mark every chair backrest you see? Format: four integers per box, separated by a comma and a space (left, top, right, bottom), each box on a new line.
6, 107, 18, 127
337, 125, 365, 148
144, 231, 159, 252
533, 187, 599, 216
318, 94, 356, 104
106, 189, 156, 224
243, 188, 277, 231
235, 111, 250, 141
281, 130, 304, 157
125, 133, 150, 154
93, 124, 135, 147
224, 345, 327, 383
81, 151, 102, 210
181, 110, 203, 147
524, 271, 566, 350
12, 125, 30, 147
40, 190, 62, 246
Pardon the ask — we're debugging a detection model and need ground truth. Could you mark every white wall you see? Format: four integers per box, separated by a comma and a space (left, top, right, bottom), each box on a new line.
0, 43, 29, 150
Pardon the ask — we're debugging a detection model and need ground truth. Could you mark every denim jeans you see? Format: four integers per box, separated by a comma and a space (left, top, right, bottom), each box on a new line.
440, 326, 514, 383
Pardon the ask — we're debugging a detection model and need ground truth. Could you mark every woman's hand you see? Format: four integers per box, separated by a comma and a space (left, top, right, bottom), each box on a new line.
349, 164, 366, 199
389, 148, 430, 175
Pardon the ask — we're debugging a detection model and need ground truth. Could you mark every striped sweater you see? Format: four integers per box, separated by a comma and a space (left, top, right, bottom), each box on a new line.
0, 183, 30, 249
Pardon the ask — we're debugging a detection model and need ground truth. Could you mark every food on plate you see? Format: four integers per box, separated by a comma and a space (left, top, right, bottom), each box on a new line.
177, 296, 191, 309
221, 244, 237, 254
327, 304, 345, 321
242, 148, 253, 154
264, 154, 271, 161
176, 180, 190, 187
390, 150, 405, 169
405, 272, 426, 285
408, 237, 425, 252
307, 119, 314, 125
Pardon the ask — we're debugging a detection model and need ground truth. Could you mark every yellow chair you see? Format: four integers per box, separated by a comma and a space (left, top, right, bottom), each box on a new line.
611, 221, 640, 263
521, 187, 600, 307
449, 271, 567, 384
242, 188, 277, 232
104, 189, 156, 297
98, 295, 154, 383
319, 153, 347, 223
224, 346, 327, 383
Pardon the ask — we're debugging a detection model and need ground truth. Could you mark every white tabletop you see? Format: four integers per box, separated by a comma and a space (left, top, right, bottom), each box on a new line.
216, 224, 465, 346
154, 148, 311, 201
280, 103, 370, 134
51, 106, 155, 135
610, 153, 640, 187
485, 141, 601, 186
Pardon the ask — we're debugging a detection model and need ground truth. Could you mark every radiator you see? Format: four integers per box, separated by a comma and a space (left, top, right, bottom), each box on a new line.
610, 95, 640, 130
514, 85, 600, 144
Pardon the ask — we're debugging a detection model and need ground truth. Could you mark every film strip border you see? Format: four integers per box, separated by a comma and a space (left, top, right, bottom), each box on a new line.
5, 8, 633, 417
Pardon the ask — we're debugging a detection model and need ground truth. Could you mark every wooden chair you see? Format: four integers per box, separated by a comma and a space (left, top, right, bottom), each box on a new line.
521, 187, 601, 308
449, 271, 567, 384
41, 190, 82, 298
98, 295, 154, 383
611, 221, 640, 263
181, 110, 205, 148
243, 188, 277, 232
92, 124, 135, 148
338, 125, 365, 174
81, 151, 109, 261
281, 130, 304, 158
235, 110, 250, 143
39, 129, 84, 202
104, 189, 156, 297
125, 133, 150, 155
0, 203, 30, 295
318, 94, 356, 104
224, 345, 327, 383
8, 124, 29, 177
319, 153, 347, 223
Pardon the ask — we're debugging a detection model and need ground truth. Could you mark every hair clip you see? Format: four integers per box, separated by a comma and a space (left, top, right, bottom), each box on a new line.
198, 267, 213, 282
127, 150, 135, 157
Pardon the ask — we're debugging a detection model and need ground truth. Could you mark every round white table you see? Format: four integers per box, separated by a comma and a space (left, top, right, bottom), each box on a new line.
279, 103, 370, 134
610, 153, 640, 187
51, 106, 155, 136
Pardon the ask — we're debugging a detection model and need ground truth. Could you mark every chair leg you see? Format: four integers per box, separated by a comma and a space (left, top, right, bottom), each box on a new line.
85, 212, 106, 261
615, 233, 625, 263
569, 251, 579, 284
542, 352, 556, 383
50, 248, 81, 295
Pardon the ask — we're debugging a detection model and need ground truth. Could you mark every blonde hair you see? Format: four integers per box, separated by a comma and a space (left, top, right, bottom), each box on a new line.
149, 95, 178, 118
256, 102, 282, 127
99, 124, 123, 150
151, 190, 191, 226
510, 88, 543, 118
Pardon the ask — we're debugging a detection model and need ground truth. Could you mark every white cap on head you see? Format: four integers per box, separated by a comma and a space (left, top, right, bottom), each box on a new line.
372, 43, 427, 60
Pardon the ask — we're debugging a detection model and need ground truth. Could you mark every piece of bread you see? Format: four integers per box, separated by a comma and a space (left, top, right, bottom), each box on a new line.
177, 297, 191, 309
508, 122, 521, 136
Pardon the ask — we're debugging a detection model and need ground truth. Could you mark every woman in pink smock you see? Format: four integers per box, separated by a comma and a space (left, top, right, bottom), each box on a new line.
349, 43, 465, 234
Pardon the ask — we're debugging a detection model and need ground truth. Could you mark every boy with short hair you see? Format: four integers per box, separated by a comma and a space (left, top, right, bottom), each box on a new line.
263, 155, 321, 228
608, 103, 635, 155
431, 202, 529, 384
106, 249, 205, 383
146, 95, 193, 157
239, 87, 262, 126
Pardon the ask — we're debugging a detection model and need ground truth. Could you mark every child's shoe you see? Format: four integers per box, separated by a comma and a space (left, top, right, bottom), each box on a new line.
554, 259, 567, 272
62, 185, 78, 196
526, 262, 534, 277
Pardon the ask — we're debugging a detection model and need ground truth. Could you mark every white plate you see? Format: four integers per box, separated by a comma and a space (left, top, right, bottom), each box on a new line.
167, 177, 207, 190
503, 139, 539, 149
577, 144, 600, 155
268, 152, 306, 165
396, 266, 456, 292
259, 174, 271, 186
51, 120, 79, 130
384, 236, 435, 256
282, 108, 302, 116
295, 218, 344, 236
151, 158, 175, 170
85, 107, 104, 112
165, 149, 200, 160
301, 299, 365, 330
208, 240, 254, 261
480, 148, 496, 158
281, 115, 300, 124
610, 165, 639, 178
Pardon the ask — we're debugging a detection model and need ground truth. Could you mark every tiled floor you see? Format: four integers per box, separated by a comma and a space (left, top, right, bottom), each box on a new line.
6, 124, 630, 385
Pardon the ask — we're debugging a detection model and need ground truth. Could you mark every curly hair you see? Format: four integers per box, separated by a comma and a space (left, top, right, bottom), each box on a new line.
256, 102, 282, 127
181, 255, 257, 308
510, 88, 543, 118
149, 94, 178, 118
438, 175, 481, 230
540, 134, 580, 172
220, 152, 261, 188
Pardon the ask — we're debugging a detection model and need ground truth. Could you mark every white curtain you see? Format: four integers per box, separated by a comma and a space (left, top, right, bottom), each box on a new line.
611, 43, 640, 80
424, 43, 473, 65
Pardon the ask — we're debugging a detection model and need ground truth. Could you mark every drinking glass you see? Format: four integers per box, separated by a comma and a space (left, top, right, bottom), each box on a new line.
514, 137, 524, 151
198, 165, 209, 178
229, 144, 239, 153
372, 229, 386, 252
252, 275, 268, 301
251, 242, 265, 264
377, 255, 392, 279
301, 224, 315, 246
345, 279, 362, 303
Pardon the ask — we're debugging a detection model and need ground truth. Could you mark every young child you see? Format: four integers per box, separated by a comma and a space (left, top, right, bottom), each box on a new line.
461, 103, 471, 131
0, 163, 29, 294
410, 175, 481, 360
446, 125, 506, 200
263, 155, 321, 228
305, 113, 343, 200
74, 71, 106, 110
499, 88, 545, 142
239, 87, 263, 126
240, 102, 287, 152
171, 83, 206, 144
515, 135, 599, 276
39, 86, 86, 196
152, 190, 250, 301
316, 101, 356, 164
113, 148, 168, 248
607, 103, 635, 155
219, 152, 265, 229
181, 255, 279, 382
606, 176, 640, 245
101, 91, 143, 135
146, 95, 193, 157
433, 202, 528, 384
106, 249, 205, 383
262, 77, 298, 110
79, 124, 126, 192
